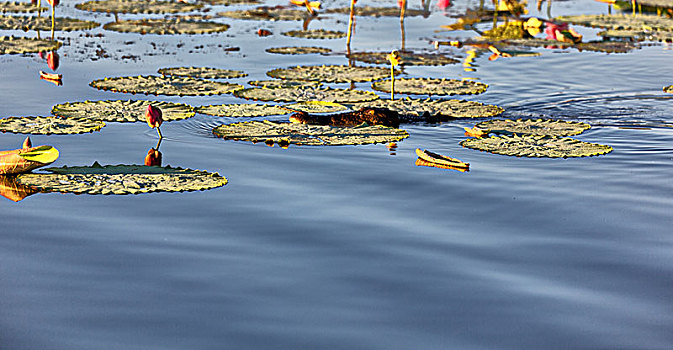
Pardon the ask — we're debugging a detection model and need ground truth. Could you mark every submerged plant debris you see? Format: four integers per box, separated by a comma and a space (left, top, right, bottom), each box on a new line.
90, 75, 244, 96
196, 103, 290, 117
282, 29, 346, 39
349, 98, 504, 119
51, 100, 195, 123
0, 36, 60, 55
103, 18, 229, 35
248, 80, 321, 88
0, 1, 46, 13
284, 101, 348, 113
0, 15, 100, 31
16, 163, 227, 195
213, 120, 409, 146
234, 86, 379, 103
460, 134, 613, 158
372, 78, 489, 96
350, 51, 459, 66
75, 0, 202, 14
474, 119, 591, 137
0, 116, 105, 135
218, 7, 313, 21
267, 65, 396, 83
265, 46, 332, 55
158, 67, 247, 80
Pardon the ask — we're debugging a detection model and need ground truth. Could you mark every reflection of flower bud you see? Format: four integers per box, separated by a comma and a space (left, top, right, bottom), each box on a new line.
145, 105, 163, 129
437, 0, 451, 9
144, 148, 162, 166
47, 51, 59, 71
22, 136, 32, 149
47, 0, 59, 6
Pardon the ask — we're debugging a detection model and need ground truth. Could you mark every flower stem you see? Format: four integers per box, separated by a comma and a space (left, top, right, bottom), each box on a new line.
156, 127, 163, 139
390, 65, 395, 100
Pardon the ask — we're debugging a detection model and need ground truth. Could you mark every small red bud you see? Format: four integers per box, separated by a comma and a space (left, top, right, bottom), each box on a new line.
257, 29, 272, 36
144, 148, 162, 166
47, 0, 59, 7
22, 137, 32, 149
145, 105, 163, 129
47, 51, 59, 71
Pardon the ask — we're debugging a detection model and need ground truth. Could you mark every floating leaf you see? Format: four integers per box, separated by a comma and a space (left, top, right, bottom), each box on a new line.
158, 67, 247, 80
350, 51, 459, 66
267, 64, 396, 83
599, 29, 673, 42
474, 118, 591, 137
0, 116, 105, 135
463, 37, 638, 53
16, 163, 227, 195
415, 148, 469, 169
201, 0, 260, 4
325, 6, 427, 17
76, 0, 202, 14
197, 103, 290, 117
213, 120, 408, 146
630, 0, 673, 8
218, 7, 313, 21
0, 145, 59, 175
103, 18, 229, 35
51, 100, 194, 123
1, 1, 47, 13
349, 98, 503, 119
282, 29, 346, 39
0, 15, 99, 31
248, 79, 321, 88
556, 14, 673, 31
665, 85, 673, 93
234, 86, 379, 103
460, 134, 613, 158
0, 36, 60, 55
265, 46, 332, 55
90, 75, 244, 96
372, 78, 488, 96
284, 101, 348, 113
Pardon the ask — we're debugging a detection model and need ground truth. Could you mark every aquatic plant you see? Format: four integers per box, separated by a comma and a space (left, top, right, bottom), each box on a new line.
157, 67, 247, 80
0, 36, 60, 55
267, 64, 396, 83
103, 18, 230, 35
196, 104, 291, 118
234, 86, 379, 103
248, 80, 321, 88
0, 15, 99, 31
415, 148, 469, 170
556, 14, 673, 31
0, 116, 105, 134
0, 1, 46, 13
460, 134, 613, 158
75, 0, 202, 14
325, 6, 426, 17
51, 100, 195, 123
145, 105, 163, 139
473, 118, 591, 137
372, 78, 488, 96
348, 98, 504, 120
0, 137, 59, 175
90, 75, 244, 96
387, 50, 401, 100
282, 29, 346, 39
218, 7, 313, 21
664, 85, 672, 93
284, 101, 348, 113
265, 46, 332, 55
349, 51, 459, 66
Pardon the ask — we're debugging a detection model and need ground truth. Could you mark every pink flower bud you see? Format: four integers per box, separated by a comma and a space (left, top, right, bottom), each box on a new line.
47, 51, 59, 71
145, 105, 163, 129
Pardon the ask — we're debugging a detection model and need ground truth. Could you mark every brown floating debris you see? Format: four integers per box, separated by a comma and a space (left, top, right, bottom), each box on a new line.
415, 148, 469, 170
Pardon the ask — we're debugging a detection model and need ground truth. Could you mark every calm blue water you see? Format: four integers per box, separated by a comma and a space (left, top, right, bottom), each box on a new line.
2, 0, 673, 349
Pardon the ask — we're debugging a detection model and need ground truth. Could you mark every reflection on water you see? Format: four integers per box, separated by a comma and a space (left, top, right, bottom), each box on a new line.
0, 175, 39, 202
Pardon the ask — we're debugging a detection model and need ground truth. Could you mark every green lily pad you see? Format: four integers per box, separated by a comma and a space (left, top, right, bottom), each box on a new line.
324, 6, 427, 17
372, 78, 488, 96
51, 100, 195, 123
474, 118, 591, 136
0, 15, 100, 31
349, 98, 504, 119
0, 116, 105, 135
556, 14, 673, 31
248, 80, 321, 88
202, 0, 260, 4
267, 64, 396, 83
664, 85, 673, 93
350, 51, 459, 66
282, 29, 346, 39
213, 120, 409, 146
76, 0, 202, 14
90, 75, 244, 96
234, 86, 379, 103
0, 36, 60, 55
598, 28, 673, 42
158, 67, 247, 80
465, 37, 638, 53
103, 18, 229, 35
283, 101, 348, 113
266, 46, 332, 55
1, 1, 46, 13
197, 103, 290, 117
218, 7, 313, 21
16, 163, 227, 195
460, 134, 613, 158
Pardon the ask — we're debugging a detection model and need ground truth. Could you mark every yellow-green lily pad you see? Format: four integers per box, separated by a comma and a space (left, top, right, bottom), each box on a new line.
556, 14, 673, 31
282, 29, 346, 39
90, 75, 244, 96
197, 103, 290, 117
248, 80, 321, 88
460, 134, 613, 158
266, 46, 332, 55
234, 86, 379, 103
51, 100, 195, 123
284, 101, 348, 113
202, 0, 260, 4
350, 51, 459, 66
1, 1, 46, 13
474, 118, 591, 137
16, 163, 227, 195
218, 7, 313, 21
76, 0, 202, 14
103, 18, 229, 35
158, 66, 247, 80
213, 120, 408, 146
372, 78, 488, 96
350, 98, 503, 119
0, 116, 105, 135
325, 6, 427, 17
0, 36, 60, 55
664, 85, 673, 93
0, 15, 99, 31
267, 64, 396, 83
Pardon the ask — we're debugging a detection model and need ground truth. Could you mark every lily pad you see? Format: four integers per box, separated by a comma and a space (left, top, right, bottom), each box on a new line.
248, 80, 321, 88
266, 46, 332, 55
282, 29, 346, 39
158, 67, 247, 80
284, 101, 348, 113
664, 85, 673, 93
197, 103, 290, 117
16, 163, 227, 195
350, 98, 504, 119
51, 100, 195, 123
632, 0, 673, 8
0, 15, 100, 31
201, 0, 260, 4
350, 51, 459, 66
218, 7, 313, 21
465, 37, 638, 53
1, 1, 46, 13
0, 116, 105, 135
234, 86, 379, 103
103, 18, 229, 35
90, 75, 244, 96
372, 78, 488, 96
213, 120, 409, 146
76, 0, 202, 14
556, 14, 673, 31
0, 36, 60, 55
460, 134, 613, 158
267, 65, 396, 83
474, 118, 591, 136
598, 29, 673, 42
325, 6, 427, 17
